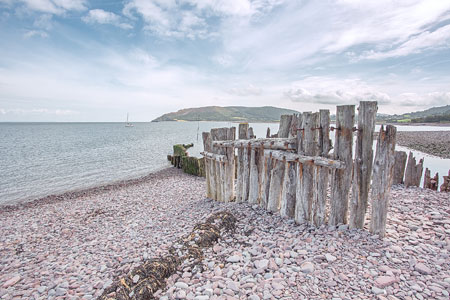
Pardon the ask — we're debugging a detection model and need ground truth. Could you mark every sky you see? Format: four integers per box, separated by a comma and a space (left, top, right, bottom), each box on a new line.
0, 0, 450, 122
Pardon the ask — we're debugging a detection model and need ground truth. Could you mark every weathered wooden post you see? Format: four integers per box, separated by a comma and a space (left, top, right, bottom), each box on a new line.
224, 127, 236, 202
267, 115, 292, 212
260, 150, 272, 209
312, 109, 331, 226
329, 105, 355, 226
349, 101, 377, 229
370, 125, 397, 237
441, 170, 450, 192
202, 132, 215, 199
404, 152, 424, 187
295, 112, 320, 223
423, 168, 439, 190
281, 114, 300, 218
392, 151, 407, 184
236, 123, 249, 202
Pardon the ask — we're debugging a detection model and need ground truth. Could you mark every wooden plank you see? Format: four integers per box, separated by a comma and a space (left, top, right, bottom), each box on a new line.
213, 138, 297, 150
392, 151, 407, 185
349, 101, 377, 229
248, 147, 260, 204
263, 149, 345, 169
200, 151, 227, 162
440, 170, 450, 192
236, 123, 249, 202
370, 125, 397, 237
312, 109, 331, 227
329, 105, 355, 226
211, 128, 229, 202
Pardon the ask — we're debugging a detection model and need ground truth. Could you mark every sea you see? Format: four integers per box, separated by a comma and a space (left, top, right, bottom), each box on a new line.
1, 122, 449, 206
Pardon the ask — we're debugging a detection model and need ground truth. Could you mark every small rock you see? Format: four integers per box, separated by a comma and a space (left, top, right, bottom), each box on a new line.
132, 275, 140, 284
300, 262, 315, 274
375, 276, 397, 288
226, 255, 241, 263
415, 263, 432, 275
372, 286, 386, 295
2, 275, 21, 288
325, 253, 337, 263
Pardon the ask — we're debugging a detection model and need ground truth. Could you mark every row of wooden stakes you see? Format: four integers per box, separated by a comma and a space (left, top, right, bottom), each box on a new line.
202, 101, 398, 237
393, 151, 450, 192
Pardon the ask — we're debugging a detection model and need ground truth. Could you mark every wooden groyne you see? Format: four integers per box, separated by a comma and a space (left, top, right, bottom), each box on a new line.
202, 101, 397, 237
167, 144, 205, 177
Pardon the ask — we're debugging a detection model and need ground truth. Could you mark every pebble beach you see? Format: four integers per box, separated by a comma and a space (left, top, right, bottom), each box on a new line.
1, 168, 449, 300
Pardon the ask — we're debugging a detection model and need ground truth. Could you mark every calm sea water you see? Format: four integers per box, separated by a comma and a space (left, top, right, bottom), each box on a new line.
0, 122, 449, 205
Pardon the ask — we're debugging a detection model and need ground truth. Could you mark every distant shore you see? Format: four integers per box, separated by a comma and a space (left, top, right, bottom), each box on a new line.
395, 131, 450, 159
386, 122, 450, 127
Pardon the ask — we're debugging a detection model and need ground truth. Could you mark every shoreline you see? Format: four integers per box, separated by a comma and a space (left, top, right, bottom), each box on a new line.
0, 166, 171, 211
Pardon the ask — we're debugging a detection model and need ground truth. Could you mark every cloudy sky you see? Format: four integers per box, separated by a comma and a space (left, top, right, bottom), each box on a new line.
1, 0, 450, 121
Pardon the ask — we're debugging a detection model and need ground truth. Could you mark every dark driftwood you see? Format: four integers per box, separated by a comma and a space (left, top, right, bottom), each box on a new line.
329, 105, 355, 226
349, 101, 377, 229
392, 151, 407, 185
404, 152, 424, 187
370, 125, 396, 237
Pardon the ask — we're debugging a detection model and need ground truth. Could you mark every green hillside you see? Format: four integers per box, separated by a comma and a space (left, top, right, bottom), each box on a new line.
152, 106, 300, 122
387, 105, 450, 123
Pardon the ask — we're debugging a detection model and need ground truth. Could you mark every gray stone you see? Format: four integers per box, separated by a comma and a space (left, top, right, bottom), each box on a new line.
175, 282, 189, 289
226, 255, 241, 263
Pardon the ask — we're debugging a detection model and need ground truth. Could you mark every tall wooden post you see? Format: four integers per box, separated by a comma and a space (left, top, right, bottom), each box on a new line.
329, 105, 355, 226
392, 151, 407, 184
349, 101, 377, 229
236, 123, 249, 202
202, 132, 213, 198
370, 125, 396, 237
267, 115, 292, 212
224, 127, 236, 202
281, 113, 300, 218
295, 112, 319, 223
404, 152, 424, 187
312, 110, 331, 226
248, 127, 260, 204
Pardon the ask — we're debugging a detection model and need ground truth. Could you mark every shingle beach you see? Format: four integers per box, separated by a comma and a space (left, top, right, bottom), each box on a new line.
1, 168, 449, 300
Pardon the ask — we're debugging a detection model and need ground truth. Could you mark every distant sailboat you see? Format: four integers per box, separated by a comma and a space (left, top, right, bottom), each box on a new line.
125, 113, 134, 127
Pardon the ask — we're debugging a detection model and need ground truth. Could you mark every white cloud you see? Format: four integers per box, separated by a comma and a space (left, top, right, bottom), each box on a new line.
18, 0, 87, 14
0, 108, 78, 115
23, 30, 49, 38
284, 77, 392, 105
227, 84, 262, 96
82, 9, 132, 29
359, 24, 450, 60
397, 92, 450, 107
33, 13, 53, 30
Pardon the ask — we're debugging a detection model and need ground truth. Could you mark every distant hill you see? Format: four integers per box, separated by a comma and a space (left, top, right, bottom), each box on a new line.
152, 106, 300, 122
386, 105, 450, 123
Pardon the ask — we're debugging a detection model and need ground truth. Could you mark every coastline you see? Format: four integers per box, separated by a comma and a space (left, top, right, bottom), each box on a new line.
1, 167, 449, 299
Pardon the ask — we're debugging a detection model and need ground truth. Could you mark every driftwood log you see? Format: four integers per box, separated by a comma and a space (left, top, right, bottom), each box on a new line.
370, 125, 397, 237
